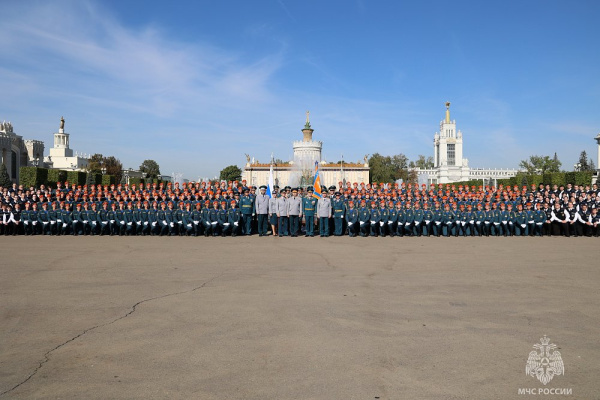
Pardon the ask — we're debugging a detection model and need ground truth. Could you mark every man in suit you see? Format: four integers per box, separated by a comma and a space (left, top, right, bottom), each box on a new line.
317, 191, 332, 237
287, 188, 302, 237
255, 185, 270, 236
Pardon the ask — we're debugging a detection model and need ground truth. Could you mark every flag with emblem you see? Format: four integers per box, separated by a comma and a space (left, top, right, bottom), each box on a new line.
312, 161, 322, 199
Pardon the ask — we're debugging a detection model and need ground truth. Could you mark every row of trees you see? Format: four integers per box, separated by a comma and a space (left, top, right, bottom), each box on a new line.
368, 153, 434, 184
519, 151, 595, 175
86, 154, 161, 184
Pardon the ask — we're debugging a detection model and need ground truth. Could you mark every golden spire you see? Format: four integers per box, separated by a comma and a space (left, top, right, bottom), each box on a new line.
445, 102, 451, 123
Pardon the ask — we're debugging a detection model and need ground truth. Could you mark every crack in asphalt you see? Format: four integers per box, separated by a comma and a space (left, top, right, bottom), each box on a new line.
0, 272, 226, 398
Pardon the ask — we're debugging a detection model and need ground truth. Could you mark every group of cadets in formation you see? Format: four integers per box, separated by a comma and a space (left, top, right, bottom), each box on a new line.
1, 180, 600, 238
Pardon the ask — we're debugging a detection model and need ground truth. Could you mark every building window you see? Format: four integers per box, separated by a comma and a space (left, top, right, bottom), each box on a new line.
447, 144, 455, 166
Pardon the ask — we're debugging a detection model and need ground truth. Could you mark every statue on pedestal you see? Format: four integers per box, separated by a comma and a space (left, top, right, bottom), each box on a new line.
60, 116, 65, 130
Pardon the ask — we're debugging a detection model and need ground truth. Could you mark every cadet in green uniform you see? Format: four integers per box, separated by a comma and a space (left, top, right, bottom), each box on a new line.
72, 203, 83, 236
191, 203, 203, 237
109, 202, 120, 236
22, 202, 33, 235
218, 201, 230, 236
525, 203, 535, 237
379, 200, 389, 237
514, 204, 527, 236
396, 202, 406, 237
506, 203, 517, 236
387, 201, 397, 237
358, 199, 370, 237
239, 189, 253, 235
228, 200, 241, 236
412, 202, 424, 237
157, 202, 169, 236
208, 201, 220, 236
88, 203, 100, 235
49, 202, 60, 235
38, 203, 51, 235
96, 202, 108, 235
404, 203, 414, 237
533, 202, 546, 237
302, 188, 317, 237
174, 202, 187, 236
346, 200, 359, 237
422, 202, 433, 237
441, 204, 453, 237
60, 203, 73, 236
332, 192, 346, 236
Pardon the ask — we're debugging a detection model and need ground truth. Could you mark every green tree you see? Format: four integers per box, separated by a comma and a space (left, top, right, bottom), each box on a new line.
409, 155, 434, 169
104, 156, 123, 183
577, 150, 596, 171
0, 163, 11, 188
552, 152, 561, 172
219, 165, 242, 182
139, 159, 161, 179
391, 154, 410, 182
369, 153, 409, 183
86, 153, 104, 174
519, 154, 562, 175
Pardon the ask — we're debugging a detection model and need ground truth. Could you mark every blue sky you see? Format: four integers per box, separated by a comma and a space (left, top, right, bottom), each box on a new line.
1, 0, 599, 180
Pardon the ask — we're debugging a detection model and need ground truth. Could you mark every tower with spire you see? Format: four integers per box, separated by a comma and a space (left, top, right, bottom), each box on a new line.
292, 110, 322, 169
432, 102, 469, 182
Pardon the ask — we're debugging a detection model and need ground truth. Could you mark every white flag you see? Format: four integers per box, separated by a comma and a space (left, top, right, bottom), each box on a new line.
267, 164, 274, 198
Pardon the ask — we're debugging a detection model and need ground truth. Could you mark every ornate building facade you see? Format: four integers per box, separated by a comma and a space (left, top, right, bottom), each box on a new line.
0, 120, 45, 183
242, 112, 370, 188
416, 103, 519, 184
44, 117, 88, 171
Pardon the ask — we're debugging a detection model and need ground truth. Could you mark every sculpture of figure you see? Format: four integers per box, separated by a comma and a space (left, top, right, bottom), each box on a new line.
245, 153, 251, 163
60, 116, 65, 130
364, 154, 370, 164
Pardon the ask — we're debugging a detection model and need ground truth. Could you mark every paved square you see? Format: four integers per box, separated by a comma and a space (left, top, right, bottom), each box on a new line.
1, 236, 598, 399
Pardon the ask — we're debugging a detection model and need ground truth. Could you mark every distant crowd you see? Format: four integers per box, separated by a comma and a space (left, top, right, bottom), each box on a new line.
1, 180, 599, 238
